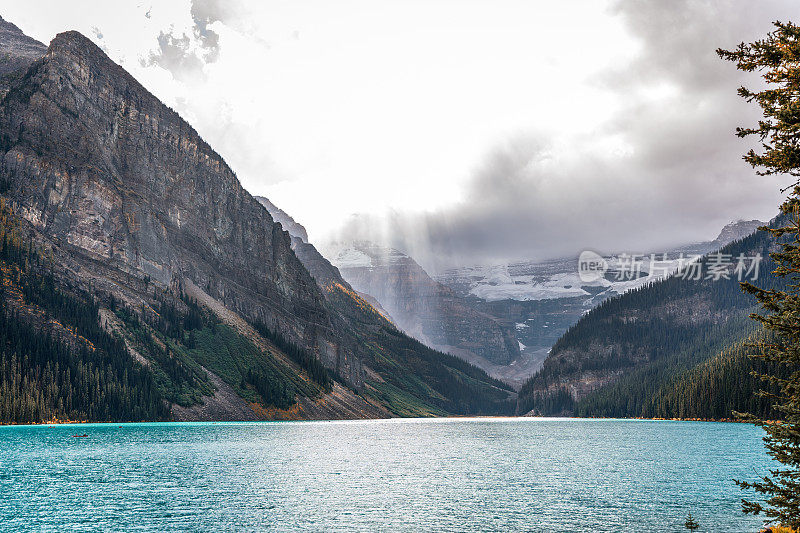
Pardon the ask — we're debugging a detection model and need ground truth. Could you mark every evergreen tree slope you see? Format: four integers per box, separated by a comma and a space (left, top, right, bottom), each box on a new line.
0, 199, 166, 423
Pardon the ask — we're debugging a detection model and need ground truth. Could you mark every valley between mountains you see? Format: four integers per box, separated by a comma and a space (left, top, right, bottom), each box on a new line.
0, 15, 777, 424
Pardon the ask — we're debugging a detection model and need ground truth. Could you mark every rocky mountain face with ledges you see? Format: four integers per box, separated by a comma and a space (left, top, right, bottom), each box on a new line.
0, 30, 364, 383
0, 22, 514, 421
707, 219, 763, 250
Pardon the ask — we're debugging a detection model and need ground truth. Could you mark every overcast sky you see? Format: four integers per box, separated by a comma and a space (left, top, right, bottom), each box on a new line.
3, 0, 797, 270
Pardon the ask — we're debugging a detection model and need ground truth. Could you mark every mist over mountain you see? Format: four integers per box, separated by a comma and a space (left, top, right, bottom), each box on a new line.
325, 241, 520, 366
257, 195, 523, 382
434, 218, 767, 379
323, 2, 791, 272
3, 2, 792, 272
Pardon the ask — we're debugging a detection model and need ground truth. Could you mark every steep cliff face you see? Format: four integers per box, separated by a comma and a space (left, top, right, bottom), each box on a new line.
255, 197, 393, 322
0, 30, 361, 385
327, 241, 520, 366
289, 235, 394, 323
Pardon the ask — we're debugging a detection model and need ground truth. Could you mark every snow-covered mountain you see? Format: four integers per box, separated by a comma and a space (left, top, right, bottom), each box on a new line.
443, 254, 682, 304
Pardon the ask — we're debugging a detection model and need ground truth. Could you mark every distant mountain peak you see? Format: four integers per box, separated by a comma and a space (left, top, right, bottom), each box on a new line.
710, 219, 764, 248
0, 14, 46, 88
46, 30, 101, 57
45, 30, 130, 80
255, 196, 309, 242
50, 29, 90, 45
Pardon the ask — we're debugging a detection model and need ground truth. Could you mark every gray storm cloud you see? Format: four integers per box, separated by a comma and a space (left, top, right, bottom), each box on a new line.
334, 0, 796, 272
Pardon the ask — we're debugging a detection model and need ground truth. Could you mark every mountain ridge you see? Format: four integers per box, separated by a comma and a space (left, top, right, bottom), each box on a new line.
1, 28, 358, 381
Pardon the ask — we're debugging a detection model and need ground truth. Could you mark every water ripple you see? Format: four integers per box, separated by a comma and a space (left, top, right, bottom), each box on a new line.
0, 418, 771, 532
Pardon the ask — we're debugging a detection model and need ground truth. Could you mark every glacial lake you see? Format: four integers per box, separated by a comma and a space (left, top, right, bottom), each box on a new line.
0, 418, 772, 532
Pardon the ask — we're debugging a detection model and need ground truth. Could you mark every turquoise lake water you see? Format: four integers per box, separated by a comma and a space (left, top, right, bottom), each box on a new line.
0, 418, 773, 532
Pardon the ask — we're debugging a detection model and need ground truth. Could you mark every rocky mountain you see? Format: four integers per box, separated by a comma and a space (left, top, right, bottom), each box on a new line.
253, 196, 517, 401
707, 219, 763, 250
255, 198, 395, 323
325, 241, 520, 369
254, 210, 515, 416
15, 30, 365, 379
0, 22, 513, 423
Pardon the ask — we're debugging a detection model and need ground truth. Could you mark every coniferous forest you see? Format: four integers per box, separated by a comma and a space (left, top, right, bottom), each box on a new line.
0, 201, 167, 423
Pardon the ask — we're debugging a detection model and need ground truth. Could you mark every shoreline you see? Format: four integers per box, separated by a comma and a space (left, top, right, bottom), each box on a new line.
0, 415, 766, 427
